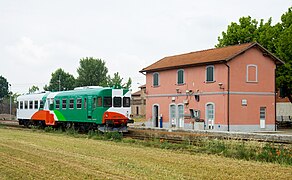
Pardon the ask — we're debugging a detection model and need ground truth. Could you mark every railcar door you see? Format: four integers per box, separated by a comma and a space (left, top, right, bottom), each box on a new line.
87, 96, 93, 119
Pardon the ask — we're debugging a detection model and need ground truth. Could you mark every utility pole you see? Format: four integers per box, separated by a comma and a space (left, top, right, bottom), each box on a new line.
9, 83, 11, 120
58, 75, 61, 91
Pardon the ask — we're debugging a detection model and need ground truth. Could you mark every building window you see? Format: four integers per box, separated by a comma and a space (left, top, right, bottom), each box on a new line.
62, 99, 67, 109
123, 97, 131, 107
206, 102, 215, 129
69, 99, 74, 109
113, 97, 122, 107
55, 99, 60, 109
247, 64, 258, 82
206, 65, 214, 82
153, 72, 159, 87
76, 98, 82, 109
260, 107, 266, 119
136, 106, 139, 115
177, 69, 184, 85
34, 100, 39, 109
103, 97, 112, 107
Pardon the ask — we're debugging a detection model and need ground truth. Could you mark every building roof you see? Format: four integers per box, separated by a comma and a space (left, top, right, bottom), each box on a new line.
132, 90, 141, 96
140, 42, 284, 73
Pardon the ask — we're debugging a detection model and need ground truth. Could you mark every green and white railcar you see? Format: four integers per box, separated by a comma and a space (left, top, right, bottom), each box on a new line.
16, 86, 133, 132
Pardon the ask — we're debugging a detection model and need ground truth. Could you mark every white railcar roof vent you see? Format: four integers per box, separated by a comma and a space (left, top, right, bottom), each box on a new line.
74, 86, 103, 90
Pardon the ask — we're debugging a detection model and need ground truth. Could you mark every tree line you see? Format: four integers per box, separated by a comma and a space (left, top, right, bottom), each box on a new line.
216, 6, 292, 102
43, 57, 132, 92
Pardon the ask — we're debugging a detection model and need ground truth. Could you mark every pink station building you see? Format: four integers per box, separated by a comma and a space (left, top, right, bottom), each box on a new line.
140, 42, 284, 132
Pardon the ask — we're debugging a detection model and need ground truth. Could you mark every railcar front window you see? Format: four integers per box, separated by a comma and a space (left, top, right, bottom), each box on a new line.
113, 97, 122, 107
123, 97, 131, 107
103, 97, 112, 107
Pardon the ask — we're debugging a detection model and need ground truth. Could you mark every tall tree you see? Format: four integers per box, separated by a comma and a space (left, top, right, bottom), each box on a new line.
0, 75, 9, 99
76, 57, 108, 87
28, 85, 40, 94
275, 7, 292, 102
216, 7, 292, 102
107, 72, 132, 89
44, 68, 75, 91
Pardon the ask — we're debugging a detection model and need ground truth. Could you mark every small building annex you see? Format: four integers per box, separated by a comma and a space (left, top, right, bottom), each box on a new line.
140, 42, 284, 132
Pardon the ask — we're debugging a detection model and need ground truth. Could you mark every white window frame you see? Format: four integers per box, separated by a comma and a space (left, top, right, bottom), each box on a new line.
246, 64, 258, 83
177, 103, 184, 128
169, 103, 177, 127
153, 72, 160, 87
206, 65, 215, 82
177, 69, 185, 85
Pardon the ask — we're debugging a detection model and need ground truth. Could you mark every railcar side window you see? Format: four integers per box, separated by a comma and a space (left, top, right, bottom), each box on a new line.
20, 101, 23, 109
103, 97, 112, 107
97, 97, 102, 107
93, 98, 96, 109
62, 99, 67, 109
24, 101, 28, 109
40, 100, 44, 109
123, 97, 131, 107
69, 99, 74, 109
76, 98, 82, 109
34, 100, 38, 109
55, 99, 60, 109
84, 98, 87, 109
29, 101, 33, 109
113, 97, 122, 107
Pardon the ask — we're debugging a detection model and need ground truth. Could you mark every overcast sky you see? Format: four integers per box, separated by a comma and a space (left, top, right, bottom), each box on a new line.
0, 0, 291, 94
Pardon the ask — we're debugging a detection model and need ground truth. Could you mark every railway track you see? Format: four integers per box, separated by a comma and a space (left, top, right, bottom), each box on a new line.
1, 120, 292, 144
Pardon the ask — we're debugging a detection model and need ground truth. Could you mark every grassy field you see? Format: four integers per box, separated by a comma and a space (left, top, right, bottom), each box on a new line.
0, 128, 291, 179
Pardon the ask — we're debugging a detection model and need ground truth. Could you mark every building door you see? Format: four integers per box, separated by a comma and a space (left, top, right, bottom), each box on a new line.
170, 104, 176, 127
260, 107, 266, 129
177, 104, 184, 128
206, 103, 214, 129
153, 105, 159, 127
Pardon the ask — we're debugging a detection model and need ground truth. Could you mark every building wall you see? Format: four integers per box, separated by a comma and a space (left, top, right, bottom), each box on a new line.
145, 47, 277, 132
228, 47, 276, 131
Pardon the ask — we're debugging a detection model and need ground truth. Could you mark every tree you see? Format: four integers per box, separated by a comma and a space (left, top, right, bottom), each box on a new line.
275, 7, 292, 102
76, 57, 108, 87
216, 7, 292, 102
44, 68, 75, 91
107, 72, 132, 89
0, 75, 9, 99
28, 85, 40, 94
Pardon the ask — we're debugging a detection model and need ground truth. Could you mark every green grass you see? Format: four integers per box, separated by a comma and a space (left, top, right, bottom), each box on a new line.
0, 128, 292, 179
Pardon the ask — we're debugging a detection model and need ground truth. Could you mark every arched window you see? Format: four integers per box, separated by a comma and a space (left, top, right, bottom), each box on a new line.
246, 64, 258, 82
206, 65, 214, 82
153, 72, 159, 87
177, 69, 184, 85
205, 102, 215, 129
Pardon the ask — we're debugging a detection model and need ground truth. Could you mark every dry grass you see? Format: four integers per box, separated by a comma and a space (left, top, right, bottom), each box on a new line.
0, 128, 291, 180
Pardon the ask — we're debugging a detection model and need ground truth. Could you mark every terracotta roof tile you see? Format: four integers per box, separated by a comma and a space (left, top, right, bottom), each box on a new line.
140, 42, 283, 72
